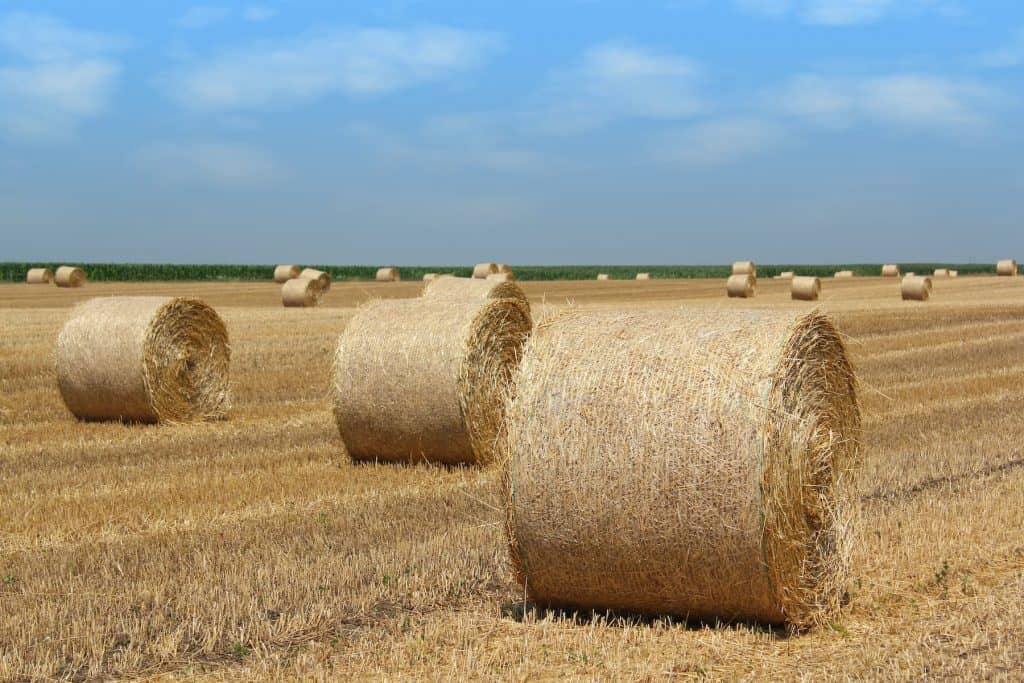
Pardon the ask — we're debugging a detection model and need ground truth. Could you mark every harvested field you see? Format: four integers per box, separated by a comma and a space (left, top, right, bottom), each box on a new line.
1, 275, 1023, 680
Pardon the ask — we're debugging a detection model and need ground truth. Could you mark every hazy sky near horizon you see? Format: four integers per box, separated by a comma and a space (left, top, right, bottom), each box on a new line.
1, 1, 1022, 265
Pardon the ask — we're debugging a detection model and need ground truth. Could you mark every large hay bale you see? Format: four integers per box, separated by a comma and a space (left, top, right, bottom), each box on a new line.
300, 268, 331, 292
55, 266, 86, 288
881, 264, 900, 277
26, 268, 53, 284
56, 297, 230, 423
473, 263, 499, 279
901, 275, 931, 301
333, 297, 531, 465
791, 276, 821, 301
273, 265, 301, 283
503, 309, 860, 627
422, 276, 530, 315
596, 273, 610, 281
726, 273, 755, 298
732, 261, 756, 278
996, 259, 1017, 276
834, 270, 854, 278
376, 267, 400, 282
933, 268, 949, 277
636, 272, 651, 280
282, 277, 323, 307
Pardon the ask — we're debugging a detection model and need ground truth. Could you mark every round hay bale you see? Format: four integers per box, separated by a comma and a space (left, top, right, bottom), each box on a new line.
732, 261, 756, 278
596, 273, 610, 281
905, 271, 915, 277
636, 272, 651, 281
834, 271, 854, 278
56, 297, 230, 423
422, 276, 530, 315
282, 277, 323, 307
881, 264, 900, 277
487, 272, 515, 283
933, 268, 949, 277
498, 264, 514, 275
949, 270, 958, 278
300, 268, 331, 292
274, 265, 301, 283
333, 297, 532, 465
376, 267, 400, 282
473, 263, 499, 279
503, 308, 861, 627
996, 259, 1017, 276
776, 271, 794, 280
26, 268, 53, 284
726, 273, 755, 298
791, 276, 821, 301
901, 275, 931, 301
55, 266, 86, 288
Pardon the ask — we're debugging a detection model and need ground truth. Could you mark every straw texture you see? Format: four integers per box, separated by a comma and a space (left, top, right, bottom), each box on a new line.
55, 266, 86, 288
281, 277, 323, 307
273, 265, 301, 283
901, 276, 931, 301
300, 269, 331, 292
792, 276, 821, 301
834, 271, 854, 278
473, 263, 499, 279
881, 264, 900, 277
732, 261, 756, 279
26, 268, 53, 284
333, 297, 532, 465
636, 273, 651, 280
376, 267, 400, 282
56, 297, 231, 423
727, 273, 755, 298
996, 259, 1017, 276
503, 308, 860, 628
422, 276, 530, 315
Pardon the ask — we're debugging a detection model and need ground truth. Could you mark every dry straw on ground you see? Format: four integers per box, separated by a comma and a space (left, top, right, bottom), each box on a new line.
300, 268, 331, 291
422, 276, 530, 315
596, 273, 610, 280
376, 267, 400, 282
834, 271, 854, 278
273, 265, 301, 283
933, 269, 949, 277
901, 275, 932, 301
503, 308, 860, 628
726, 273, 755, 298
996, 259, 1017, 276
636, 272, 651, 280
791, 276, 821, 301
56, 297, 230, 423
881, 264, 900, 277
55, 266, 86, 288
333, 297, 531, 465
281, 277, 323, 307
473, 263, 499, 279
26, 268, 53, 284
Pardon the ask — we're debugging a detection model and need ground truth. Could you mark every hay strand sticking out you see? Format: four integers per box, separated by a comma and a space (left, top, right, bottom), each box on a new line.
901, 275, 931, 301
333, 297, 532, 465
282, 277, 323, 307
473, 263, 498, 279
299, 268, 331, 292
791, 276, 821, 301
422, 276, 530, 315
636, 272, 651, 280
933, 268, 949, 277
834, 270, 854, 278
55, 266, 86, 288
596, 273, 610, 280
881, 264, 900, 277
56, 297, 230, 423
732, 261, 756, 278
273, 265, 301, 283
503, 308, 861, 628
996, 259, 1017, 276
26, 268, 53, 284
726, 273, 755, 298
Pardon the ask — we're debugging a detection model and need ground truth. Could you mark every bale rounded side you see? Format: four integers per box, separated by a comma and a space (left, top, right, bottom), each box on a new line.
376, 267, 400, 282
473, 263, 499, 279
777, 271, 794, 280
636, 272, 651, 280
487, 272, 515, 282
274, 265, 301, 283
791, 276, 821, 301
300, 268, 331, 292
55, 266, 86, 288
26, 268, 53, 284
282, 277, 323, 307
732, 261, 756, 278
596, 274, 610, 281
996, 259, 1017, 276
421, 276, 530, 316
881, 264, 900, 277
834, 271, 854, 278
901, 275, 931, 301
933, 268, 949, 277
726, 273, 755, 298
497, 264, 514, 275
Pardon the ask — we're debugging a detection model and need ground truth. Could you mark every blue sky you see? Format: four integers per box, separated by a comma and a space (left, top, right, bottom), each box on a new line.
1, 1, 1021, 265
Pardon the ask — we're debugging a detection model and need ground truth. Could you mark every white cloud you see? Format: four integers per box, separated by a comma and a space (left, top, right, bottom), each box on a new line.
973, 28, 1024, 68
0, 12, 123, 142
136, 141, 284, 187
540, 42, 706, 132
176, 6, 231, 30
168, 26, 502, 110
736, 0, 957, 26
243, 6, 278, 22
656, 117, 784, 165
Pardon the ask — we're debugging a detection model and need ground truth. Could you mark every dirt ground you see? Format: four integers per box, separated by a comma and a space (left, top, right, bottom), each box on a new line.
1, 275, 1022, 681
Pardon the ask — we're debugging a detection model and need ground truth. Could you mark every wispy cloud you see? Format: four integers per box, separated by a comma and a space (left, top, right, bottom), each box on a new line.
136, 141, 284, 187
656, 117, 784, 165
167, 26, 502, 110
176, 6, 231, 30
0, 12, 124, 142
736, 0, 959, 26
973, 28, 1024, 68
242, 6, 277, 23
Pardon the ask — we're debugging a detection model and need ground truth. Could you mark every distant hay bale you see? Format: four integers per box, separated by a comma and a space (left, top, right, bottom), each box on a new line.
996, 259, 1017, 276
422, 276, 530, 315
776, 271, 794, 280
933, 268, 949, 277
376, 267, 400, 282
26, 268, 53, 284
273, 265, 301, 283
834, 271, 854, 278
905, 272, 915, 277
56, 297, 230, 423
497, 264, 514, 275
473, 263, 499, 279
55, 266, 86, 288
300, 268, 331, 292
791, 276, 821, 301
503, 308, 861, 627
881, 264, 900, 277
333, 297, 532, 465
726, 273, 755, 298
282, 277, 323, 307
949, 270, 958, 278
486, 272, 514, 283
636, 272, 651, 280
596, 273, 610, 281
901, 275, 931, 301
732, 261, 756, 279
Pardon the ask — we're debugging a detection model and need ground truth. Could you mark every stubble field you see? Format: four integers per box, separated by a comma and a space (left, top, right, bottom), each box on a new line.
1, 275, 1022, 681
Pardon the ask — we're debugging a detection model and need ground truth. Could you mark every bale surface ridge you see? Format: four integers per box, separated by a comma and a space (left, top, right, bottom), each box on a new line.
26, 268, 53, 284
55, 266, 86, 288
421, 276, 530, 315
274, 265, 301, 283
56, 297, 231, 423
473, 263, 498, 279
727, 273, 755, 298
791, 276, 821, 301
282, 277, 323, 307
503, 308, 861, 627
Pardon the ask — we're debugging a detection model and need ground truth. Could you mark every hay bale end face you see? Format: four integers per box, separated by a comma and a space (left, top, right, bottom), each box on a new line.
834, 271, 854, 278
791, 276, 821, 301
596, 273, 610, 281
56, 297, 231, 423
901, 275, 931, 301
504, 308, 861, 627
26, 268, 54, 284
55, 266, 86, 288
421, 276, 530, 315
282, 277, 323, 307
732, 261, 756, 278
299, 268, 331, 292
375, 267, 400, 282
473, 263, 499, 279
333, 297, 532, 465
635, 272, 651, 280
881, 264, 900, 277
996, 259, 1017, 276
726, 273, 755, 298
273, 265, 301, 283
